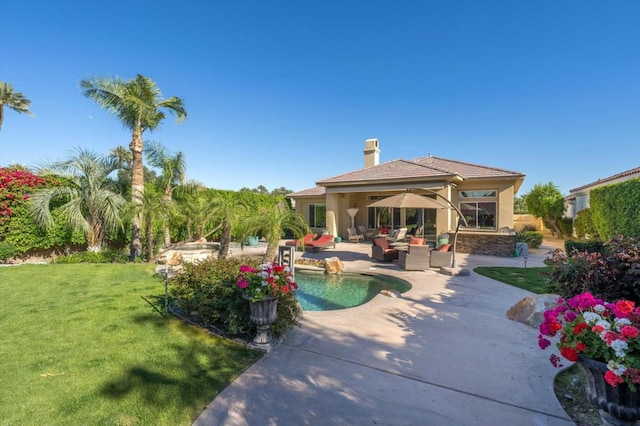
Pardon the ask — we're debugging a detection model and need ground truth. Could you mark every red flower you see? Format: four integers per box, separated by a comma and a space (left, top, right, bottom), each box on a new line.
573, 323, 588, 335
560, 347, 579, 362
576, 342, 587, 352
621, 325, 639, 339
605, 371, 624, 387
615, 300, 635, 317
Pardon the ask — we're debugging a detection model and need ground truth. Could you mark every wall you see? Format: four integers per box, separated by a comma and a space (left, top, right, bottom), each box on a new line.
456, 233, 515, 257
513, 214, 545, 232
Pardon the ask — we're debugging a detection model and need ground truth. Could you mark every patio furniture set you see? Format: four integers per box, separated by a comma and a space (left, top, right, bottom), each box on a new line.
371, 236, 453, 270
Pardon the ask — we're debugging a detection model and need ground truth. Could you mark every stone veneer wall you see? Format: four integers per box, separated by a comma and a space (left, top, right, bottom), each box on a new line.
454, 233, 515, 257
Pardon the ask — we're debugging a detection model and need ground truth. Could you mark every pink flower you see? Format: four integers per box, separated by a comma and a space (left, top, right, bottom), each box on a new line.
621, 325, 639, 339
538, 335, 551, 349
237, 279, 248, 289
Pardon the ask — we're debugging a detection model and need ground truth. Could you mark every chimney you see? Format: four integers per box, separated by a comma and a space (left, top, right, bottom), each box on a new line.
363, 138, 380, 168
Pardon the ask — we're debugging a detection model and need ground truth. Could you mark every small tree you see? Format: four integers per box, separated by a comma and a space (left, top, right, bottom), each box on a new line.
524, 182, 566, 238
0, 82, 33, 131
30, 149, 127, 252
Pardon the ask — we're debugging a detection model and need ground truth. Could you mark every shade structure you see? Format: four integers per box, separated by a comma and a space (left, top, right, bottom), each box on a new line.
367, 192, 449, 210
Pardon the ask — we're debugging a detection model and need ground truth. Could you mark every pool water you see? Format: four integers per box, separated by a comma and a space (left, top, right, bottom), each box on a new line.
294, 271, 411, 311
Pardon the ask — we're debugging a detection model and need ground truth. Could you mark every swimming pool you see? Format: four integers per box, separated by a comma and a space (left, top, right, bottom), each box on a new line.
294, 270, 411, 311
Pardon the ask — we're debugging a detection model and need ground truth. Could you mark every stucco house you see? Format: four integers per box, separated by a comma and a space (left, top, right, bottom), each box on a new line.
565, 166, 640, 220
287, 139, 526, 256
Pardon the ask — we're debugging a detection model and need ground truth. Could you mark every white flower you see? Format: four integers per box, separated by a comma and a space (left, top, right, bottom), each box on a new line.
595, 319, 611, 330
610, 339, 629, 358
615, 318, 632, 329
594, 304, 606, 313
608, 359, 628, 375
583, 312, 603, 324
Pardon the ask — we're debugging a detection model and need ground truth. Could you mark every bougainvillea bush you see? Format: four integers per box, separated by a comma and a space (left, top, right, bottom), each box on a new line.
0, 166, 84, 255
539, 292, 640, 389
546, 235, 640, 304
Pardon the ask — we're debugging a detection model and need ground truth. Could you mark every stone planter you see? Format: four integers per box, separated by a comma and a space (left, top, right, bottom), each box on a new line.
579, 356, 640, 425
245, 295, 278, 351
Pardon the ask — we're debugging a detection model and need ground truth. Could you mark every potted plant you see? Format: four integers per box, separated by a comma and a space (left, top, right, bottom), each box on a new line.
538, 292, 640, 424
437, 232, 450, 246
236, 262, 298, 349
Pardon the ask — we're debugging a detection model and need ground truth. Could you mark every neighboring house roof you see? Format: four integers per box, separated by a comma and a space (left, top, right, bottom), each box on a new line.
289, 154, 525, 198
569, 166, 640, 194
286, 186, 326, 198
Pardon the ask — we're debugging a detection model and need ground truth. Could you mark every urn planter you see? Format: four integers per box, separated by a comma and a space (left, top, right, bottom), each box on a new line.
245, 295, 278, 351
579, 356, 640, 426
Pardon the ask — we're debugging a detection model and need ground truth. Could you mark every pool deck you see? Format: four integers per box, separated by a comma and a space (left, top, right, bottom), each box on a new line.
193, 240, 573, 425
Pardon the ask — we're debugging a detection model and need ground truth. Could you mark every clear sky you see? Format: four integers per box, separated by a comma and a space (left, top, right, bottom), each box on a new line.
1, 0, 639, 196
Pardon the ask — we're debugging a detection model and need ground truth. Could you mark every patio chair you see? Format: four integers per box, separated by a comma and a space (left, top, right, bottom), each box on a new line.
357, 225, 376, 240
399, 244, 430, 270
347, 227, 364, 243
386, 227, 407, 244
371, 237, 399, 262
306, 234, 336, 252
430, 243, 453, 268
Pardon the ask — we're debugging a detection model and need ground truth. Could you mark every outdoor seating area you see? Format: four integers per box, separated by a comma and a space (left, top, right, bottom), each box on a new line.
347, 227, 364, 243
285, 234, 336, 252
430, 243, 453, 268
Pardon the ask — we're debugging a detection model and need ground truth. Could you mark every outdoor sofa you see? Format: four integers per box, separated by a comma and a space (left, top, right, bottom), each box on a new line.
430, 243, 453, 268
398, 243, 430, 270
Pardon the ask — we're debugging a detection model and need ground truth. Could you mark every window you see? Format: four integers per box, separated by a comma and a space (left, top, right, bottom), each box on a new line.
458, 190, 497, 230
308, 204, 326, 228
367, 207, 400, 229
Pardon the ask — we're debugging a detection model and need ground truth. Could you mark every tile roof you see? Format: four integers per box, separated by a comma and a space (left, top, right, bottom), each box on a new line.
316, 155, 523, 185
569, 166, 640, 193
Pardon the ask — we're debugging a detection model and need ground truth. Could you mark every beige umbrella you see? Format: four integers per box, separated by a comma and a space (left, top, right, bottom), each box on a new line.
367, 192, 450, 210
367, 191, 468, 267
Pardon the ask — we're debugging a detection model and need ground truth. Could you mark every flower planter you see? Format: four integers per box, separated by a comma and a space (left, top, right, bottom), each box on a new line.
245, 295, 278, 350
246, 236, 259, 247
579, 356, 640, 425
437, 238, 449, 246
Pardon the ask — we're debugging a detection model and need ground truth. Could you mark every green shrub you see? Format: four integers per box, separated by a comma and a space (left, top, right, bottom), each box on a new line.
548, 235, 640, 303
0, 242, 17, 263
52, 249, 129, 264
169, 257, 302, 338
515, 230, 543, 248
574, 208, 600, 240
564, 240, 606, 255
557, 217, 574, 237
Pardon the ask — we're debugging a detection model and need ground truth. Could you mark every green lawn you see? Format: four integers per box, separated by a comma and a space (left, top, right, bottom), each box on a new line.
0, 264, 262, 425
473, 265, 554, 294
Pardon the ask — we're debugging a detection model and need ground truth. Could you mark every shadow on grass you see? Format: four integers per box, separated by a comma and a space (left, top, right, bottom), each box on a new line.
100, 316, 261, 414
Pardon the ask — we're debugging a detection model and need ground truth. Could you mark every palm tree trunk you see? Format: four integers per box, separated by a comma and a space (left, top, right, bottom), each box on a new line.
0, 104, 4, 131
263, 243, 278, 263
162, 192, 172, 246
129, 129, 144, 260
145, 213, 154, 262
217, 223, 231, 259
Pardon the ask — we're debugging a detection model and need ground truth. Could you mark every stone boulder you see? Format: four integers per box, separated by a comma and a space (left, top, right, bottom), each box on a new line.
506, 294, 561, 328
167, 251, 184, 266
324, 256, 345, 274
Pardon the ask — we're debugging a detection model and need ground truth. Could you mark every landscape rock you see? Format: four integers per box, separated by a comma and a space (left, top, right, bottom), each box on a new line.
506, 294, 561, 328
167, 251, 184, 266
324, 257, 344, 274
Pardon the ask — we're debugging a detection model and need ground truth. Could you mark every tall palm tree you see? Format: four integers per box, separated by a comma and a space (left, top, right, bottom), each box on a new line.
29, 149, 127, 252
243, 201, 309, 262
0, 82, 34, 131
144, 141, 187, 246
80, 74, 187, 260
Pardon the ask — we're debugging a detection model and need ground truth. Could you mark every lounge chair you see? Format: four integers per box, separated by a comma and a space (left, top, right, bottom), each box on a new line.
371, 237, 399, 262
306, 234, 336, 252
347, 227, 364, 243
285, 233, 317, 250
399, 244, 430, 270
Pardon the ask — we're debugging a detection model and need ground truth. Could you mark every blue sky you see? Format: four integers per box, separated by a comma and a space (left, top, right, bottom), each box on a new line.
1, 0, 639, 196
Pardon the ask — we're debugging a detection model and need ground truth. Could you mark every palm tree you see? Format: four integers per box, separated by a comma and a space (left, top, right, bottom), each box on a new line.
141, 183, 165, 261
80, 74, 187, 260
29, 149, 127, 252
0, 82, 34, 131
144, 141, 187, 246
243, 201, 309, 262
206, 191, 248, 259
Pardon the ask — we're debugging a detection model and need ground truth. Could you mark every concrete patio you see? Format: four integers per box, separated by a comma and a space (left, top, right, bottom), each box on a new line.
193, 240, 573, 425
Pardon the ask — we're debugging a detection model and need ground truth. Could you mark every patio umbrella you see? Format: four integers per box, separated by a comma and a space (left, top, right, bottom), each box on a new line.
367, 192, 450, 210
367, 192, 468, 268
